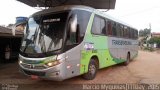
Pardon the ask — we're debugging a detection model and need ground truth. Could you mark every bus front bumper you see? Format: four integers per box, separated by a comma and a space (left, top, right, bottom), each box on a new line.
19, 62, 66, 81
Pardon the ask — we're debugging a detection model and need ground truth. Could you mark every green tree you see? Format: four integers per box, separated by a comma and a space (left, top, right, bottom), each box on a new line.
139, 28, 151, 37
148, 37, 160, 44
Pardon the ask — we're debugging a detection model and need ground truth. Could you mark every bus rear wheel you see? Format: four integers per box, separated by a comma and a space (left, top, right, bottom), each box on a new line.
83, 58, 98, 80
124, 53, 130, 66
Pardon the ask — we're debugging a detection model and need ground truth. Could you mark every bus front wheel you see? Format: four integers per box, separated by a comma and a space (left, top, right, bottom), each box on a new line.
83, 58, 98, 80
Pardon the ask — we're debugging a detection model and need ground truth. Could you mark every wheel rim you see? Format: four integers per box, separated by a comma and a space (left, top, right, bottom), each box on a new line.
89, 64, 96, 75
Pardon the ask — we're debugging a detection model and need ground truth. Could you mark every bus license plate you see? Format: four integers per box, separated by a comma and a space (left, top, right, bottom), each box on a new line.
31, 75, 39, 79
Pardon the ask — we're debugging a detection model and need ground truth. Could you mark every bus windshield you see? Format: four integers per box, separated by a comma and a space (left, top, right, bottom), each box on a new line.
20, 12, 69, 57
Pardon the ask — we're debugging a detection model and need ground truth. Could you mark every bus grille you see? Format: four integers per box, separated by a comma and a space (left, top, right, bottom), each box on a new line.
21, 63, 47, 69
23, 69, 45, 76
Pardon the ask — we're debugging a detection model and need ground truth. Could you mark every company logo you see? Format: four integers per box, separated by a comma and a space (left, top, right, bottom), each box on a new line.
112, 40, 132, 45
84, 42, 94, 50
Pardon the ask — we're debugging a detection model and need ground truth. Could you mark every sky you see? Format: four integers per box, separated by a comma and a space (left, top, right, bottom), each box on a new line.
107, 0, 160, 32
0, 0, 160, 32
0, 0, 38, 26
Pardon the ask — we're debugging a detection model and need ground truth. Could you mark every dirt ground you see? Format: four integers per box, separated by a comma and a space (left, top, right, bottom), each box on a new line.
0, 50, 160, 90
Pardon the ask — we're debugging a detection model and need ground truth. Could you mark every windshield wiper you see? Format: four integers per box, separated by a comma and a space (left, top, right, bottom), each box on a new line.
23, 38, 33, 52
23, 27, 39, 52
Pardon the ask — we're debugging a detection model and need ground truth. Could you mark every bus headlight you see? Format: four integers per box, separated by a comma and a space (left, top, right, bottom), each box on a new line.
45, 60, 61, 67
19, 60, 23, 64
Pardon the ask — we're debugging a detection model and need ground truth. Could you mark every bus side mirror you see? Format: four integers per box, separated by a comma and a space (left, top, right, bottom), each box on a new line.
70, 14, 77, 33
12, 25, 16, 36
69, 14, 78, 44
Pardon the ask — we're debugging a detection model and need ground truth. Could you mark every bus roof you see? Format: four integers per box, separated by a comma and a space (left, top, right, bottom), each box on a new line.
32, 5, 137, 30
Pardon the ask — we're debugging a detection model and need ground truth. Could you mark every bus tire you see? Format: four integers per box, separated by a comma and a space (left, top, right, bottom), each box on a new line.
124, 53, 130, 66
83, 58, 98, 80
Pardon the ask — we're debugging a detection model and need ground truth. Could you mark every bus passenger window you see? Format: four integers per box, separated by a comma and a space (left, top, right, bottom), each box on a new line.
120, 25, 124, 37
101, 19, 106, 35
91, 16, 101, 35
129, 29, 134, 39
133, 29, 138, 39
135, 30, 138, 39
112, 22, 117, 36
131, 29, 135, 39
107, 21, 112, 35
91, 15, 106, 35
124, 26, 128, 38
116, 24, 121, 37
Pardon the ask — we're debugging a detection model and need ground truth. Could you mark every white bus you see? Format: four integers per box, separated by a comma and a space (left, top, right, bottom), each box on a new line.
18, 5, 138, 81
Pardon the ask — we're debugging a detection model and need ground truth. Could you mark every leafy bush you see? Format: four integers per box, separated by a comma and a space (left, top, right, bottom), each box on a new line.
148, 37, 160, 44
144, 47, 154, 52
